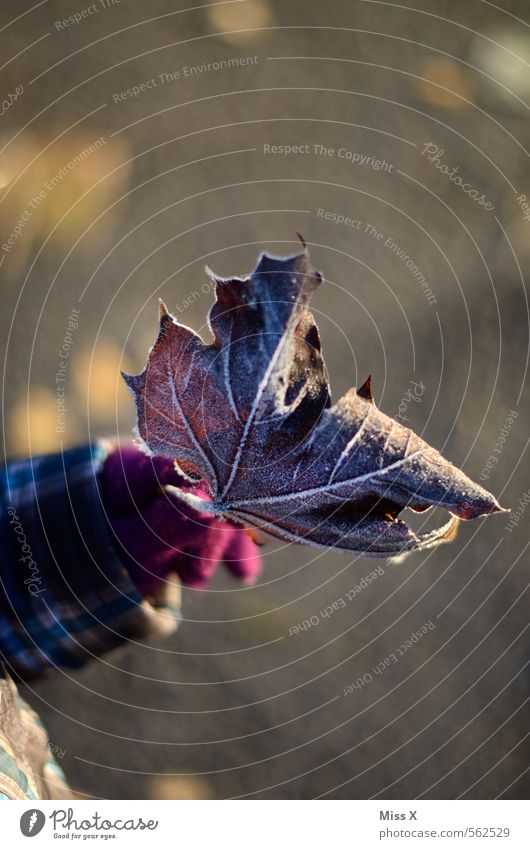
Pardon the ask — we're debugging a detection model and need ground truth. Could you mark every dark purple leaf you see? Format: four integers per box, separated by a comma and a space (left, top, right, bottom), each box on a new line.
123, 247, 505, 558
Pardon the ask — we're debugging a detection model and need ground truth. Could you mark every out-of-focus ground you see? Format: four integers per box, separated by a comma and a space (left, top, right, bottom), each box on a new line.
1, 0, 528, 799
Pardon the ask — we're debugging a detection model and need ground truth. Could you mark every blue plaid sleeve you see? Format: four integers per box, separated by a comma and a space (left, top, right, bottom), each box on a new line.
0, 441, 180, 679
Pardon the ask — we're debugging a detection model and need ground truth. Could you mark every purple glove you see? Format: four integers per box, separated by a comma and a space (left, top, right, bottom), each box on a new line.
99, 444, 262, 594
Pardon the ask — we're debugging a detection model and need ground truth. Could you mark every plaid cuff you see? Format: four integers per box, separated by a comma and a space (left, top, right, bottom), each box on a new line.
0, 442, 180, 679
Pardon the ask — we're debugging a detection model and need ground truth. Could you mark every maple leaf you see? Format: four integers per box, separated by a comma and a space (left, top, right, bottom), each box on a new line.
123, 246, 505, 558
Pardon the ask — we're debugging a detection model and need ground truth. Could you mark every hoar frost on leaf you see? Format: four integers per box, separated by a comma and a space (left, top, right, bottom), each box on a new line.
123, 245, 505, 558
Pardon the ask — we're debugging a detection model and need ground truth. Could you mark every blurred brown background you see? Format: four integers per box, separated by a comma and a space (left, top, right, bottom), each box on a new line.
1, 0, 528, 799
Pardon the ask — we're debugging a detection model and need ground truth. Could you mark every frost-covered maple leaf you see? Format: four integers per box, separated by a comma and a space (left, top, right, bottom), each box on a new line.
124, 246, 504, 558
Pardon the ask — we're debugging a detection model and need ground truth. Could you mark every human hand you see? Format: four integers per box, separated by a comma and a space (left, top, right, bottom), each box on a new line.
100, 444, 262, 595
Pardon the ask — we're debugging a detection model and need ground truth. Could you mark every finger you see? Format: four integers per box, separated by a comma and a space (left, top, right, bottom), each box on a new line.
174, 556, 219, 589
222, 529, 262, 585
173, 530, 228, 588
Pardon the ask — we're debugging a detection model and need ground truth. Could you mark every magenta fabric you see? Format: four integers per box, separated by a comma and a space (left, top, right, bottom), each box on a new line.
100, 445, 262, 594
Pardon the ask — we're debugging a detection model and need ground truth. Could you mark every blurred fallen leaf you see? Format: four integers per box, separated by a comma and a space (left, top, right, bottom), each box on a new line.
205, 0, 274, 44
9, 387, 61, 456
471, 27, 530, 107
0, 132, 130, 282
73, 342, 132, 424
416, 58, 474, 110
148, 775, 212, 800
